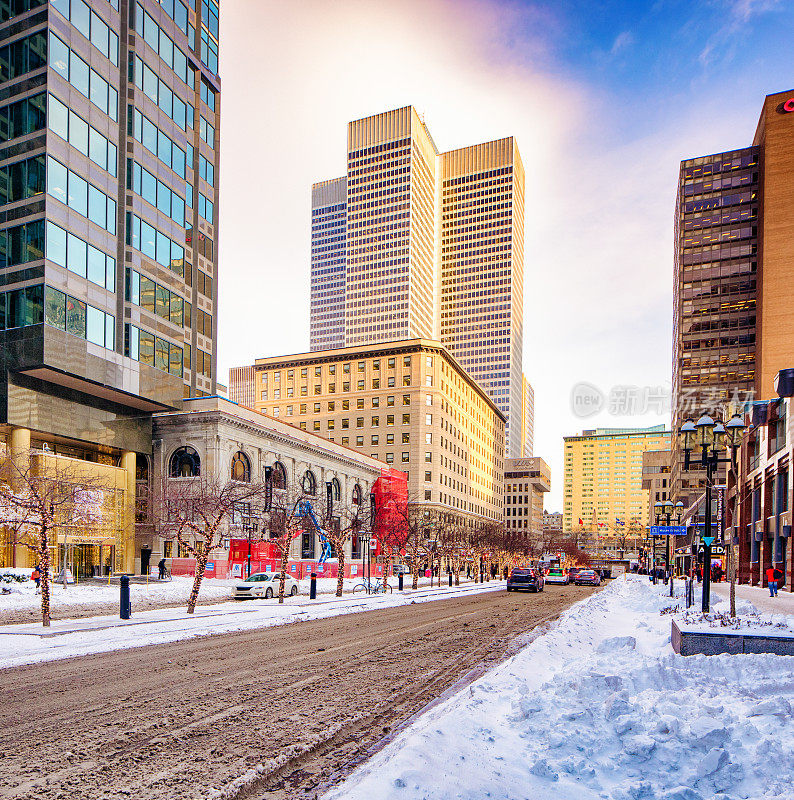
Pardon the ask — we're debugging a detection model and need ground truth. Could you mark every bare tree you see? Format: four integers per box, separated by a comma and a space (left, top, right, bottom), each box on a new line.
324, 498, 372, 597
0, 450, 116, 627
154, 475, 266, 613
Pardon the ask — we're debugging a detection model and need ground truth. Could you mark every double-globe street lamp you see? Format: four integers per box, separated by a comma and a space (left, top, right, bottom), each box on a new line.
679, 413, 745, 612
653, 499, 684, 597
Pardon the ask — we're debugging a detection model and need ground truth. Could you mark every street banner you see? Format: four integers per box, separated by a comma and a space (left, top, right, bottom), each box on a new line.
650, 525, 687, 537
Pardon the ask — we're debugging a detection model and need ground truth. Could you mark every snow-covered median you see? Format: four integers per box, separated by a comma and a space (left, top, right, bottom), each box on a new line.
325, 575, 794, 800
0, 572, 454, 622
0, 580, 504, 669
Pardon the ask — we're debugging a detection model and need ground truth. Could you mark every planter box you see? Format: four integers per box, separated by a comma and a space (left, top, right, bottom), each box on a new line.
672, 619, 794, 656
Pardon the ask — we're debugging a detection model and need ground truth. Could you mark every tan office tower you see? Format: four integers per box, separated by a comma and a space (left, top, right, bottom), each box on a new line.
345, 107, 439, 346
440, 139, 525, 458
520, 375, 535, 457
310, 107, 526, 456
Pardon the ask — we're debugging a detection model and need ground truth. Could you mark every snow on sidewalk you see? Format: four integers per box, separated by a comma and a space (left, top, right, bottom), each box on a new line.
0, 580, 505, 670
0, 573, 462, 621
711, 580, 794, 616
324, 576, 794, 800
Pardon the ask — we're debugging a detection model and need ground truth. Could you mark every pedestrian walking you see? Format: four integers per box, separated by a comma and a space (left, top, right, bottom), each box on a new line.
31, 566, 41, 593
158, 557, 167, 580
466, 565, 471, 579
766, 565, 782, 597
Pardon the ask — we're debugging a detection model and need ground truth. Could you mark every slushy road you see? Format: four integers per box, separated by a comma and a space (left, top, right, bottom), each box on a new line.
1, 584, 597, 800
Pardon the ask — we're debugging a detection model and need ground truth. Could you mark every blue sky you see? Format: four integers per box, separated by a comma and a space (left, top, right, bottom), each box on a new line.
218, 0, 790, 510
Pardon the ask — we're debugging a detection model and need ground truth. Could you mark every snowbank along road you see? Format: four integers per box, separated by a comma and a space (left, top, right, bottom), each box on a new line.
0, 584, 597, 800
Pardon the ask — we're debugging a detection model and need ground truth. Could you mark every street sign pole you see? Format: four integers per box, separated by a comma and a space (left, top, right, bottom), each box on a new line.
702, 485, 712, 613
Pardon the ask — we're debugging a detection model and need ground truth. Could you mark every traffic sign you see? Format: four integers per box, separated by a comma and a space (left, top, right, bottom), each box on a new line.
650, 525, 687, 537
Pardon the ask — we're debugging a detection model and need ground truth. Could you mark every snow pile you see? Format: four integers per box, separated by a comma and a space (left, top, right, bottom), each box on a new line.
325, 576, 794, 800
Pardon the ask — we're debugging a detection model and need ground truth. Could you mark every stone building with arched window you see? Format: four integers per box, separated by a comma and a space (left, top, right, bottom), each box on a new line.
142, 396, 391, 577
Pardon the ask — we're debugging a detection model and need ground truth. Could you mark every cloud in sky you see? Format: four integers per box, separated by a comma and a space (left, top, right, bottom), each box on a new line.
218, 0, 787, 510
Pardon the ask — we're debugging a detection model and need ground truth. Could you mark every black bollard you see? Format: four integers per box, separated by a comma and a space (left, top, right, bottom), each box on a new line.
448, 571, 452, 587
398, 572, 404, 591
309, 572, 317, 600
120, 574, 131, 619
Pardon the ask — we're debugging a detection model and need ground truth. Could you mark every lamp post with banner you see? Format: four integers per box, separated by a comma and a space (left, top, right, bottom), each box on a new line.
679, 413, 745, 613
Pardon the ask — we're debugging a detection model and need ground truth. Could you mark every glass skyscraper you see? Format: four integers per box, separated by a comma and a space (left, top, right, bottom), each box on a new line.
310, 106, 526, 457
0, 0, 220, 571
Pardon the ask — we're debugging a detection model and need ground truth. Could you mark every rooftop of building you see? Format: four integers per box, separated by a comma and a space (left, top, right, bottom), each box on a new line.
565, 424, 670, 442
153, 396, 391, 474
249, 338, 506, 422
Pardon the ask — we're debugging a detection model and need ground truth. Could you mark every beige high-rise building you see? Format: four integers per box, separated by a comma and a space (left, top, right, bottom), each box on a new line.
520, 375, 534, 457
246, 339, 505, 525
563, 425, 671, 533
310, 107, 525, 457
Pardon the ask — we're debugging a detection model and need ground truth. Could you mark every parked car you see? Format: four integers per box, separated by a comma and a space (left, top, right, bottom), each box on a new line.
574, 569, 601, 586
507, 567, 545, 593
544, 568, 569, 585
233, 572, 299, 600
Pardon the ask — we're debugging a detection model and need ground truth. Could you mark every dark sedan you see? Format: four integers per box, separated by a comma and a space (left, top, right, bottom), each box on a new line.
507, 568, 545, 593
574, 569, 601, 586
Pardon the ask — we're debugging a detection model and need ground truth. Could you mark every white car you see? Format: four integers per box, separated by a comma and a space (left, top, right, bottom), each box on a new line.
233, 572, 299, 600
544, 568, 569, 585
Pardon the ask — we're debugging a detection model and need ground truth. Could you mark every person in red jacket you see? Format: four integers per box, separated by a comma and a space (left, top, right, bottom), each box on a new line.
766, 565, 781, 597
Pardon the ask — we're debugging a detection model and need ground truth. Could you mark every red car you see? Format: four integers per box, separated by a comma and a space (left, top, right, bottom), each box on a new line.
573, 569, 601, 586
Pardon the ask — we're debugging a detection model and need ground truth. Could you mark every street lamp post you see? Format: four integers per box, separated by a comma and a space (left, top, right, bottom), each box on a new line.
360, 531, 372, 594
654, 499, 684, 597
241, 515, 260, 579
679, 414, 745, 613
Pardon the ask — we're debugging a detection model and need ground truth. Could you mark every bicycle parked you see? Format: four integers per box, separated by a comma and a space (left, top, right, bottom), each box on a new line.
352, 579, 393, 594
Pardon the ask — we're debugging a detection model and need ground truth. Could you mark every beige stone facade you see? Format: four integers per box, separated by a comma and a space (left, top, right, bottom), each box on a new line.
247, 339, 505, 525
504, 457, 550, 539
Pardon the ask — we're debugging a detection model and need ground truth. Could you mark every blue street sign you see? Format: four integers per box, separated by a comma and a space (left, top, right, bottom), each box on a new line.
650, 525, 687, 537
702, 536, 715, 546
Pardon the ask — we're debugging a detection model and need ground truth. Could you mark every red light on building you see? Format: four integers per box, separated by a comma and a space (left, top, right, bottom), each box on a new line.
781, 98, 794, 113
372, 468, 408, 549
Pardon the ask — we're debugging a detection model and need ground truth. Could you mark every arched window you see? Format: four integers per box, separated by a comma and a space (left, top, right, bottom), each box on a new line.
302, 470, 317, 495
169, 446, 200, 477
352, 483, 362, 506
271, 461, 286, 490
331, 478, 341, 502
231, 451, 251, 482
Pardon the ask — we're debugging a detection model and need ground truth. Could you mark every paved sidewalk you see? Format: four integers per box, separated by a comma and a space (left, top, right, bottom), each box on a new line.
711, 581, 794, 615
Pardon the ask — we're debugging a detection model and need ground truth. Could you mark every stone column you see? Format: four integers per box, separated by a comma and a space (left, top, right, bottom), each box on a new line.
121, 451, 136, 574
8, 427, 30, 567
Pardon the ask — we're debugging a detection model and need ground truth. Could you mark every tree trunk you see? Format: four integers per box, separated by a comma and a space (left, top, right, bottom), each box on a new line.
454, 555, 460, 586
412, 559, 419, 590
279, 548, 289, 603
186, 550, 208, 614
335, 546, 345, 597
39, 529, 51, 628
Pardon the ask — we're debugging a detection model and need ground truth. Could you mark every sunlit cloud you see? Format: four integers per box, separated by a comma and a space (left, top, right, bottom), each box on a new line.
218, 0, 781, 510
